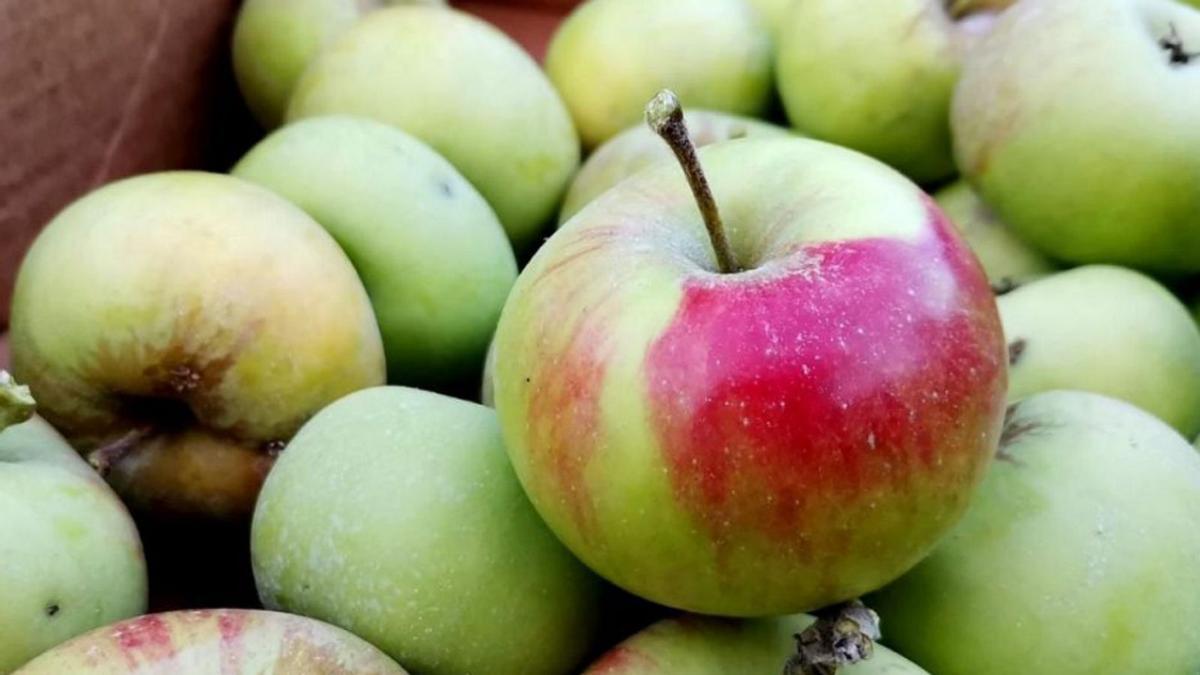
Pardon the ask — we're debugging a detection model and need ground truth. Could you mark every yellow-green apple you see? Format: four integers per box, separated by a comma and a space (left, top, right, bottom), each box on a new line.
492, 92, 1008, 616
287, 6, 578, 251
870, 391, 1200, 674
0, 375, 147, 673
8, 172, 385, 519
14, 609, 405, 674
999, 265, 1200, 438
559, 111, 789, 224
231, 0, 445, 129
480, 337, 497, 407
545, 0, 773, 150
251, 386, 603, 675
776, 0, 1011, 185
233, 116, 517, 389
745, 0, 793, 39
953, 0, 1200, 273
934, 180, 1055, 288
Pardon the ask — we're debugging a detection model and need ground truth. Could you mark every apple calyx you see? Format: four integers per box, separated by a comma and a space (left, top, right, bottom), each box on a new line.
1161, 24, 1198, 66
783, 600, 882, 675
0, 370, 36, 432
645, 89, 741, 274
944, 0, 1015, 20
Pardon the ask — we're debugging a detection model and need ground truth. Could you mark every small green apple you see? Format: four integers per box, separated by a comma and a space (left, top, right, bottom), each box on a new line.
871, 391, 1200, 674
287, 6, 579, 252
559, 110, 789, 224
0, 374, 147, 673
934, 180, 1055, 287
233, 115, 517, 388
545, 0, 773, 150
999, 265, 1200, 438
231, 0, 446, 129
14, 609, 406, 674
953, 0, 1200, 272
251, 386, 604, 675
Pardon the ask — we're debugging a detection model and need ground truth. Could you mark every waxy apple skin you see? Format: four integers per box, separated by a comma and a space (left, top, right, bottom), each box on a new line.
493, 137, 1008, 616
14, 609, 406, 674
934, 181, 1055, 287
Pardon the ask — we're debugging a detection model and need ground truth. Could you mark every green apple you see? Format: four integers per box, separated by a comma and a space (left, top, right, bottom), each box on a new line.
999, 265, 1200, 438
231, 0, 445, 129
0, 374, 147, 674
745, 0, 793, 38
252, 386, 604, 675
934, 180, 1055, 287
9, 172, 385, 519
480, 336, 497, 407
14, 609, 406, 674
287, 6, 579, 252
953, 0, 1200, 272
559, 111, 789, 224
545, 0, 773, 150
233, 115, 516, 388
871, 391, 1200, 674
776, 0, 1011, 184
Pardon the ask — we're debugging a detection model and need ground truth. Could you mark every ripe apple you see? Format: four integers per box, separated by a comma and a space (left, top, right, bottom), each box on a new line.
870, 391, 1200, 674
953, 0, 1200, 273
999, 265, 1200, 438
251, 386, 604, 675
287, 6, 579, 252
13, 609, 405, 674
492, 92, 1007, 616
934, 180, 1055, 287
776, 0, 1010, 185
8, 172, 385, 519
0, 375, 147, 673
559, 111, 789, 224
231, 0, 445, 129
233, 116, 517, 389
545, 0, 773, 150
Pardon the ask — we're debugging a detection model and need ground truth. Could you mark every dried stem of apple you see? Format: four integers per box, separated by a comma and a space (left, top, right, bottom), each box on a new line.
88, 427, 154, 476
645, 89, 741, 274
0, 370, 36, 433
782, 599, 882, 675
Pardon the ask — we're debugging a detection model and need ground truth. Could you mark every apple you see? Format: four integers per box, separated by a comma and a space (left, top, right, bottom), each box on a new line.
481, 337, 497, 407
251, 386, 604, 675
492, 92, 1007, 617
584, 613, 926, 674
999, 265, 1200, 438
953, 0, 1200, 273
0, 374, 147, 673
545, 0, 773, 150
745, 0, 792, 39
231, 0, 445, 129
8, 172, 386, 519
13, 609, 406, 674
934, 180, 1055, 287
870, 391, 1200, 674
286, 6, 579, 252
233, 115, 517, 389
559, 110, 789, 224
776, 0, 1011, 185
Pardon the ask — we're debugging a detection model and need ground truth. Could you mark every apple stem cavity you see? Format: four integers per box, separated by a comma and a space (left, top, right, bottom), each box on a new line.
783, 600, 882, 675
0, 371, 36, 433
645, 89, 741, 274
88, 427, 153, 476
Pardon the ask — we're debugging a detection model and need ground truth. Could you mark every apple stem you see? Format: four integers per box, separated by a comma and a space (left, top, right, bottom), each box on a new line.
645, 90, 741, 274
0, 371, 36, 433
88, 427, 153, 476
783, 599, 882, 675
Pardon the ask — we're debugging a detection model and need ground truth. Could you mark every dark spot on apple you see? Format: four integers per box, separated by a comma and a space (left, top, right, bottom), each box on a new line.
991, 277, 1020, 296
524, 376, 531, 384
1007, 338, 1027, 366
437, 178, 454, 198
1161, 23, 1198, 66
45, 603, 59, 617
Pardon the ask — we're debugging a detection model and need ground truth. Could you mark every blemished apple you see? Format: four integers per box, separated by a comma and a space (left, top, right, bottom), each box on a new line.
583, 613, 927, 674
287, 6, 578, 252
953, 0, 1200, 273
251, 386, 604, 675
0, 374, 147, 674
13, 609, 406, 674
545, 0, 773, 150
233, 116, 517, 388
776, 0, 1011, 185
999, 265, 1200, 439
231, 0, 445, 129
492, 92, 1007, 617
870, 391, 1200, 674
934, 180, 1055, 287
559, 110, 789, 224
8, 172, 385, 519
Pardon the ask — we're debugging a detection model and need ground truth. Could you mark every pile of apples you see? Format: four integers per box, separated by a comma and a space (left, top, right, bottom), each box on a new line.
3, 0, 1200, 672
